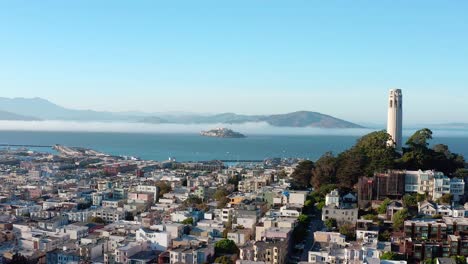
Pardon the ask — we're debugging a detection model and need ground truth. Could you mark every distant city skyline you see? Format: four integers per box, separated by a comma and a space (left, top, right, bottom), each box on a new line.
1, 1, 468, 124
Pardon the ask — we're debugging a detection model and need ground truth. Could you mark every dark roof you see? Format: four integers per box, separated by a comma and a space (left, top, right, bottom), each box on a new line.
128, 251, 161, 261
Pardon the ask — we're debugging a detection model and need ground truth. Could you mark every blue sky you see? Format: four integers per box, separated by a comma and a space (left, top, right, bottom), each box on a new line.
0, 1, 467, 124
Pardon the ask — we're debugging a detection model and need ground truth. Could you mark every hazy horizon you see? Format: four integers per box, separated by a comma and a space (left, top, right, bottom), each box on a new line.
1, 120, 468, 139
1, 1, 468, 124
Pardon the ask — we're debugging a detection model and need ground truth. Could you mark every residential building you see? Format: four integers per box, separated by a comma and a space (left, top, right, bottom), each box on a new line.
136, 228, 171, 251
169, 244, 214, 264
322, 207, 358, 227
46, 248, 81, 264
136, 185, 158, 203
252, 240, 288, 264
325, 189, 340, 207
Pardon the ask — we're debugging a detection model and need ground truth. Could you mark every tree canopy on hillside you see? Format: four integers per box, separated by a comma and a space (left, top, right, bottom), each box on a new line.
290, 160, 314, 189
310, 152, 336, 189
308, 128, 465, 190
399, 129, 465, 174
215, 239, 239, 255
354, 130, 399, 175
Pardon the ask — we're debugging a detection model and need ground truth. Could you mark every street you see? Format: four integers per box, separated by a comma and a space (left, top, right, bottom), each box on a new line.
289, 210, 324, 263
300, 216, 324, 262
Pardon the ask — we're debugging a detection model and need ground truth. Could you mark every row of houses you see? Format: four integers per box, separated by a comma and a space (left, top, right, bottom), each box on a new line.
358, 170, 466, 208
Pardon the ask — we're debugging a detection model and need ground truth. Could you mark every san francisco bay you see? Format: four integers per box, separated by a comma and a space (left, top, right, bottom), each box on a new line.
1, 130, 468, 161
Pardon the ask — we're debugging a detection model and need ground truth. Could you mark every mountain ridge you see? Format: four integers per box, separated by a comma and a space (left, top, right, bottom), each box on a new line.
0, 110, 41, 121
0, 97, 363, 128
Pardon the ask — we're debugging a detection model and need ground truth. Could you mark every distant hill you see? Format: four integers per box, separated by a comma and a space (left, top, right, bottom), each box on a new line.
0, 97, 132, 121
0, 110, 40, 121
0, 97, 363, 128
142, 111, 363, 128
262, 111, 363, 128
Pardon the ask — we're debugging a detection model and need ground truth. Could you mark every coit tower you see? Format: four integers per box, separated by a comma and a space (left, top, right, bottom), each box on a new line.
387, 89, 403, 151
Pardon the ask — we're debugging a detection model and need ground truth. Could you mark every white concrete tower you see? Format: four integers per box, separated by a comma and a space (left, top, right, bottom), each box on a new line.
387, 89, 403, 150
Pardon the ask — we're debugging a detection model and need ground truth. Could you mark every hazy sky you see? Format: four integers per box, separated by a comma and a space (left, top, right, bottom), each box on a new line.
1, 1, 467, 124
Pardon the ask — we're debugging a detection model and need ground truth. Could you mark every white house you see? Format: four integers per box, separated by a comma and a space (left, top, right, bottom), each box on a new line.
432, 174, 451, 200
136, 185, 158, 203
288, 191, 308, 206
418, 201, 437, 216
136, 228, 171, 251
170, 211, 191, 223
60, 224, 89, 240
418, 201, 455, 217
325, 189, 340, 207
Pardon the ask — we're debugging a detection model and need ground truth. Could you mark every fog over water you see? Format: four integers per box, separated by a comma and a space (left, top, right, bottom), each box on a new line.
1, 121, 468, 161
0, 120, 467, 137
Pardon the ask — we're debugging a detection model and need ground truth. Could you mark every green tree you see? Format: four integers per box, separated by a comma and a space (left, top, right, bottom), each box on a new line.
399, 129, 465, 174
402, 194, 417, 208
277, 170, 288, 179
378, 230, 391, 241
184, 195, 204, 207
316, 201, 325, 210
335, 148, 366, 189
392, 208, 409, 230
454, 168, 468, 179
400, 150, 431, 171
298, 214, 310, 225
214, 187, 229, 200
156, 181, 172, 198
324, 218, 337, 230
406, 128, 433, 149
339, 223, 355, 241
315, 184, 339, 197
451, 256, 466, 264
215, 239, 239, 255
214, 187, 230, 208
354, 130, 398, 176
311, 153, 336, 189
227, 175, 240, 189
432, 144, 466, 174
400, 129, 434, 170
380, 251, 400, 260
214, 256, 234, 264
181, 217, 194, 225
362, 214, 378, 222
416, 193, 427, 202
377, 198, 391, 214
290, 160, 314, 190
440, 193, 453, 204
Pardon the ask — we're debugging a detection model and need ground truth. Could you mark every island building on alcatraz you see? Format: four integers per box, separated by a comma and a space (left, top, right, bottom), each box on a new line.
387, 89, 403, 151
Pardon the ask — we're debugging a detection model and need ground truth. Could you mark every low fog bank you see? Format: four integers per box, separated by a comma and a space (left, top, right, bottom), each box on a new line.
0, 120, 467, 137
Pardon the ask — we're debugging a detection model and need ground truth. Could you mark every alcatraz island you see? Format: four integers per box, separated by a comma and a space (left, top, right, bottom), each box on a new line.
200, 127, 246, 138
